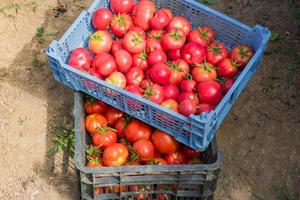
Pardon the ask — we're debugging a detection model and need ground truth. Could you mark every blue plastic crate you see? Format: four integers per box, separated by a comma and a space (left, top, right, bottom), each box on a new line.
74, 92, 223, 200
46, 0, 270, 151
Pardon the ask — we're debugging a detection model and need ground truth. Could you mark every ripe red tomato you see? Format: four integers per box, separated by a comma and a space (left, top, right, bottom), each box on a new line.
85, 98, 108, 114
132, 51, 149, 70
161, 29, 186, 51
110, 0, 134, 14
133, 139, 155, 161
147, 158, 167, 165
161, 8, 173, 20
147, 50, 167, 67
126, 67, 145, 86
206, 42, 229, 65
218, 58, 239, 78
178, 99, 196, 116
196, 103, 214, 114
181, 42, 205, 65
144, 84, 164, 104
167, 16, 191, 36
103, 143, 129, 166
105, 107, 124, 126
89, 30, 112, 55
197, 80, 223, 106
165, 152, 186, 164
92, 8, 113, 30
191, 63, 217, 83
149, 62, 172, 85
151, 130, 180, 154
180, 79, 196, 92
114, 49, 132, 73
92, 53, 116, 77
125, 119, 152, 143
85, 114, 108, 134
105, 71, 127, 89
114, 116, 132, 137
111, 39, 123, 55
92, 128, 117, 149
146, 38, 163, 53
148, 29, 164, 40
68, 48, 92, 71
223, 78, 234, 93
110, 14, 133, 37
89, 68, 102, 79
123, 30, 146, 54
182, 145, 201, 160
167, 49, 181, 61
128, 26, 147, 37
230, 45, 254, 68
163, 84, 180, 100
150, 9, 170, 30
161, 99, 179, 112
178, 92, 199, 106
168, 59, 189, 85
188, 26, 215, 47
133, 0, 156, 13
125, 85, 143, 96
132, 0, 156, 31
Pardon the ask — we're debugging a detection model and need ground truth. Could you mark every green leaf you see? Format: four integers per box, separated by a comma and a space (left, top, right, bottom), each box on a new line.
270, 31, 282, 42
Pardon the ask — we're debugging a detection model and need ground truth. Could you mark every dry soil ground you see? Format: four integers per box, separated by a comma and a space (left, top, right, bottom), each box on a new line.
0, 0, 299, 200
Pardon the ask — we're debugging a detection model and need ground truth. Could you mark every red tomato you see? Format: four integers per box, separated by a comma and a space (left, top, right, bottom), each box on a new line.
230, 45, 254, 68
111, 39, 123, 55
105, 71, 127, 89
85, 98, 108, 114
148, 62, 172, 85
87, 157, 103, 168
178, 92, 199, 106
125, 85, 143, 96
68, 48, 92, 71
180, 79, 196, 92
148, 29, 164, 40
85, 114, 108, 134
133, 0, 156, 13
165, 152, 186, 164
114, 49, 132, 73
126, 67, 145, 86
89, 68, 102, 79
168, 59, 190, 84
92, 53, 116, 77
132, 0, 156, 31
92, 128, 117, 149
123, 30, 146, 54
103, 143, 129, 166
133, 139, 155, 161
163, 84, 179, 100
217, 58, 239, 78
206, 42, 229, 65
105, 107, 124, 126
147, 50, 167, 67
140, 79, 152, 90
167, 49, 181, 61
181, 42, 205, 65
161, 8, 173, 20
191, 63, 217, 83
92, 8, 113, 30
144, 84, 165, 104
125, 119, 152, 143
197, 80, 223, 105
223, 78, 234, 93
150, 9, 170, 30
161, 29, 186, 51
114, 116, 132, 137
178, 99, 196, 116
146, 38, 163, 53
167, 16, 191, 36
161, 99, 179, 112
151, 130, 180, 154
132, 51, 149, 70
188, 26, 215, 47
110, 14, 133, 37
110, 0, 134, 14
128, 26, 147, 37
182, 145, 201, 160
89, 31, 112, 55
147, 158, 167, 165
196, 103, 214, 114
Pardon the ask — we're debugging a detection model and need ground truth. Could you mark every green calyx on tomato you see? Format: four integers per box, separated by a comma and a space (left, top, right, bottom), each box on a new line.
198, 27, 210, 41
239, 47, 251, 59
231, 60, 242, 68
86, 145, 101, 156
195, 63, 215, 72
90, 32, 103, 41
139, 50, 148, 60
171, 29, 183, 40
93, 126, 116, 135
127, 144, 140, 162
166, 61, 185, 72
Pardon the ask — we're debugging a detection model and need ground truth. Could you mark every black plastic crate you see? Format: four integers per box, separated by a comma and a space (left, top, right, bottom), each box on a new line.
74, 92, 224, 200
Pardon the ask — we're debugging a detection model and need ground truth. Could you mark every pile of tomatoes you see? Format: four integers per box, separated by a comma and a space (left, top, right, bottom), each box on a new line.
69, 0, 254, 117
84, 96, 202, 167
